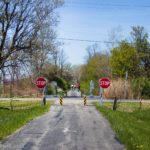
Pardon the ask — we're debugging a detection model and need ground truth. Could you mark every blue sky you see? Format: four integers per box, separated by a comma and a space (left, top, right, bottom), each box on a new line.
57, 0, 150, 65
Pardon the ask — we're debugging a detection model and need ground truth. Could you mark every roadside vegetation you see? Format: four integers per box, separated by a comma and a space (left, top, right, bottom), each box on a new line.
79, 26, 150, 99
94, 102, 150, 150
0, 100, 51, 140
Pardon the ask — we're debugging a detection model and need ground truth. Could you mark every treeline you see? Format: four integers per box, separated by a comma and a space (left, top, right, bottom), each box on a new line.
79, 26, 150, 99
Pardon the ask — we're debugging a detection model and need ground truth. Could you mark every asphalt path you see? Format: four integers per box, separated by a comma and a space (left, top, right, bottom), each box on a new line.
0, 99, 124, 150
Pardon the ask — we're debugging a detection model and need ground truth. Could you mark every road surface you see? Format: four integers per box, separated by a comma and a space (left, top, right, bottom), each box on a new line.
0, 99, 124, 150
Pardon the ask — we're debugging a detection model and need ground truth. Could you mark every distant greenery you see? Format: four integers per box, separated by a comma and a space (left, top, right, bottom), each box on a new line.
80, 54, 110, 95
110, 41, 138, 78
131, 77, 150, 99
53, 76, 69, 91
80, 26, 150, 98
0, 100, 51, 140
110, 26, 150, 78
94, 102, 150, 150
46, 84, 54, 95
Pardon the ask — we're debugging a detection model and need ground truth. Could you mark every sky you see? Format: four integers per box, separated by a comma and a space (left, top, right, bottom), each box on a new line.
56, 0, 150, 65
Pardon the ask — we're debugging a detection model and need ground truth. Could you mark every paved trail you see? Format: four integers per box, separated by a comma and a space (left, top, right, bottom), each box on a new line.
0, 100, 124, 150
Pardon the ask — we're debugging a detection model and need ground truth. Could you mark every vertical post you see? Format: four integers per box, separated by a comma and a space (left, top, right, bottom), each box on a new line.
140, 99, 142, 110
10, 99, 13, 111
124, 71, 128, 99
90, 80, 94, 97
113, 97, 118, 111
43, 88, 46, 106
100, 87, 103, 106
84, 96, 87, 106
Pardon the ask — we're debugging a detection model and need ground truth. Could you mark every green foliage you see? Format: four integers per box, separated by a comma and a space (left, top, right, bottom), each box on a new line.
95, 102, 150, 150
0, 101, 51, 140
46, 84, 54, 95
131, 26, 150, 77
80, 81, 90, 95
142, 79, 150, 99
110, 41, 138, 78
53, 76, 68, 91
80, 53, 110, 95
131, 77, 150, 99
82, 54, 110, 80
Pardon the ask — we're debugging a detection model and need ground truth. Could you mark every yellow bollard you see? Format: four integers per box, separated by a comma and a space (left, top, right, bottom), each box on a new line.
60, 96, 63, 106
84, 96, 87, 106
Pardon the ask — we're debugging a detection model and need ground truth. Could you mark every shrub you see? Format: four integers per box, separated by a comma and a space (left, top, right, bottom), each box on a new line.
142, 79, 150, 99
131, 77, 150, 99
53, 76, 68, 91
46, 84, 54, 95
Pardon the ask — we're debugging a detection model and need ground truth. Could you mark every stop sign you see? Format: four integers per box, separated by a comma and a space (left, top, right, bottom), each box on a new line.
36, 77, 47, 88
99, 78, 110, 88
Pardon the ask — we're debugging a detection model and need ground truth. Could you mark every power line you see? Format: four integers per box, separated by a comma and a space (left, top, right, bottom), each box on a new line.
64, 2, 150, 10
57, 38, 114, 43
65, 2, 150, 8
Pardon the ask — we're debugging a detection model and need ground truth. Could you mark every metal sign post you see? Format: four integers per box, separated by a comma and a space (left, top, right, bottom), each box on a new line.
42, 87, 46, 106
100, 87, 103, 106
99, 77, 111, 106
35, 77, 47, 106
90, 80, 94, 97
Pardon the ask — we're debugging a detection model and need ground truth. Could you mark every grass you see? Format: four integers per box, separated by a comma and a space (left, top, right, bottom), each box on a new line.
94, 102, 150, 150
0, 100, 51, 140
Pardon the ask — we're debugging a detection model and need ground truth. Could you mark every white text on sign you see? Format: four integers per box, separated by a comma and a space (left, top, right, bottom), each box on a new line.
100, 81, 110, 86
36, 81, 46, 86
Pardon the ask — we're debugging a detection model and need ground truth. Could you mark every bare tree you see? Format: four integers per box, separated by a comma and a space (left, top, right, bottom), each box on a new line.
106, 26, 123, 50
58, 49, 67, 77
86, 43, 99, 61
0, 0, 63, 69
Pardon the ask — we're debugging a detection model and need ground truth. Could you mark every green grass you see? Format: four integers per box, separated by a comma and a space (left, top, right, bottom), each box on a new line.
94, 102, 150, 150
0, 100, 41, 110
0, 100, 51, 140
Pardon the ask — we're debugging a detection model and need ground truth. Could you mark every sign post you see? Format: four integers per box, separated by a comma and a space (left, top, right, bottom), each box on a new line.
99, 87, 103, 106
36, 77, 47, 106
99, 78, 110, 106
90, 80, 94, 97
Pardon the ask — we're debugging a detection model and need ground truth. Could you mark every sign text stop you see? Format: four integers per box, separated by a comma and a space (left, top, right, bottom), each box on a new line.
36, 77, 47, 89
99, 78, 110, 88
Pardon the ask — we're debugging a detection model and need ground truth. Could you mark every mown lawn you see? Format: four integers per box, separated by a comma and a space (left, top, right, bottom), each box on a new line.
94, 102, 150, 150
0, 100, 51, 140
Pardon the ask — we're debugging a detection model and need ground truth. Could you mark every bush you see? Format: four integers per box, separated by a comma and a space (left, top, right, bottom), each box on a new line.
131, 77, 150, 99
142, 79, 150, 99
53, 76, 68, 91
46, 84, 54, 95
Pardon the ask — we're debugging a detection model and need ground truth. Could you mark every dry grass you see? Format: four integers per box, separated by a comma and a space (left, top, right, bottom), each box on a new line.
1, 78, 41, 97
104, 79, 132, 99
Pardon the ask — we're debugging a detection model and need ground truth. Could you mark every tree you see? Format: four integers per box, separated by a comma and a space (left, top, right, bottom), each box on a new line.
80, 52, 110, 95
131, 26, 150, 77
110, 41, 139, 78
86, 43, 98, 61
72, 65, 82, 83
106, 26, 123, 50
29, 27, 57, 77
58, 49, 67, 77
0, 0, 63, 70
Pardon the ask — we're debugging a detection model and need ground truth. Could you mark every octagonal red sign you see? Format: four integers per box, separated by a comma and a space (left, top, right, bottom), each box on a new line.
99, 78, 110, 88
36, 77, 47, 89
